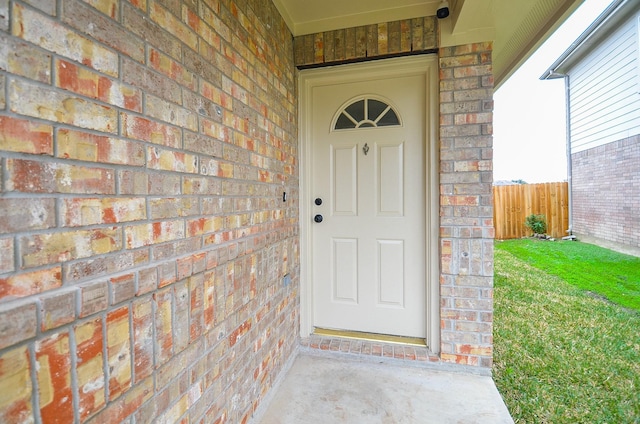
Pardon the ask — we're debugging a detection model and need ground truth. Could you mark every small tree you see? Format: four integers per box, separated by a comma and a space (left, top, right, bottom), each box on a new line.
525, 214, 547, 236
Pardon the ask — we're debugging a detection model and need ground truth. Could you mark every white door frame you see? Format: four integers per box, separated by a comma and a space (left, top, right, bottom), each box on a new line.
298, 55, 441, 352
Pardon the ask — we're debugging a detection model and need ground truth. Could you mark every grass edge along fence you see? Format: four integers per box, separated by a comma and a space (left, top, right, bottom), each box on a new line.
493, 182, 569, 240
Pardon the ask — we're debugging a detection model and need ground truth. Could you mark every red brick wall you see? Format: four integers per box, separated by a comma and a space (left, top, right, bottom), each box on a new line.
438, 43, 495, 367
293, 17, 437, 67
572, 135, 640, 248
0, 0, 299, 422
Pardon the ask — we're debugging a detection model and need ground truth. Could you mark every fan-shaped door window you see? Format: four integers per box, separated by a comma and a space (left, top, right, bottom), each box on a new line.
333, 97, 401, 130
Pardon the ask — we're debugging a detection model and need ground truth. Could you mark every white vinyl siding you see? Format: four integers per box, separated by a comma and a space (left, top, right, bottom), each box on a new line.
568, 12, 640, 153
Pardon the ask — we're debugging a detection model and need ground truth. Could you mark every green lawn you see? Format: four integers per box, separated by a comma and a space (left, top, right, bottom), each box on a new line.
493, 240, 640, 423
497, 239, 640, 311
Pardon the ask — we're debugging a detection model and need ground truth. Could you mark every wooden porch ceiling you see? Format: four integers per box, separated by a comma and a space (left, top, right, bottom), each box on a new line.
271, 0, 586, 87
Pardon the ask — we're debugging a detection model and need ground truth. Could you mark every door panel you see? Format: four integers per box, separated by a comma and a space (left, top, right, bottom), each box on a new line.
376, 141, 404, 216
377, 239, 404, 307
332, 144, 358, 215
332, 238, 358, 303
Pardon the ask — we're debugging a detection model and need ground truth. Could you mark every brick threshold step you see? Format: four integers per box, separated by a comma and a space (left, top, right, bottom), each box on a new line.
300, 333, 440, 363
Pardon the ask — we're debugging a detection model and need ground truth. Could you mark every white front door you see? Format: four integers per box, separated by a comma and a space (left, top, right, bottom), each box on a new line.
307, 59, 432, 338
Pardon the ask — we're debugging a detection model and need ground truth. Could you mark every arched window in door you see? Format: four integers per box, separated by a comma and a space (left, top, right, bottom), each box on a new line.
332, 96, 401, 130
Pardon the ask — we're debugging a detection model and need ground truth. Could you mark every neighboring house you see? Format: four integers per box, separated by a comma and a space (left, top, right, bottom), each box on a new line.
543, 0, 640, 250
0, 0, 582, 422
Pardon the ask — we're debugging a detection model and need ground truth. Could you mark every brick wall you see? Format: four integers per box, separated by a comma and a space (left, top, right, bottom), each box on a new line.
293, 17, 437, 67
438, 43, 495, 367
572, 135, 640, 248
0, 0, 299, 422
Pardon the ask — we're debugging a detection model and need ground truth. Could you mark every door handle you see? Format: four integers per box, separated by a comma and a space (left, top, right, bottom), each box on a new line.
314, 214, 323, 223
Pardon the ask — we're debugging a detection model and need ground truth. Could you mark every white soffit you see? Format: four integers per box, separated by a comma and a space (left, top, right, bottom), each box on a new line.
272, 0, 442, 36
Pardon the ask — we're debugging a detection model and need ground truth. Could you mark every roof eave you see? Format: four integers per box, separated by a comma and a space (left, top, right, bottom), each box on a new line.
540, 0, 633, 80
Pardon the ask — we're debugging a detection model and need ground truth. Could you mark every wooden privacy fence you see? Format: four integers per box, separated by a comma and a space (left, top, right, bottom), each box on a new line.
493, 182, 569, 240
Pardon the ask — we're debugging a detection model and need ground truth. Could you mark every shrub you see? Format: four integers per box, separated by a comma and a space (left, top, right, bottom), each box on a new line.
525, 214, 547, 235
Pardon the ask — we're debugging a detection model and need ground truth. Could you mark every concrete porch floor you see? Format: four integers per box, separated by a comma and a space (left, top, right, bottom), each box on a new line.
252, 349, 514, 424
